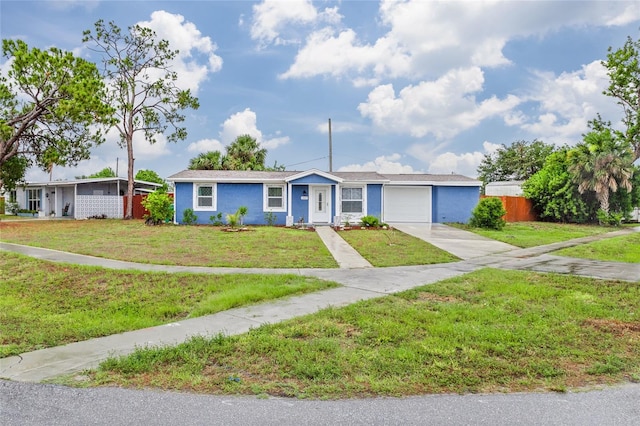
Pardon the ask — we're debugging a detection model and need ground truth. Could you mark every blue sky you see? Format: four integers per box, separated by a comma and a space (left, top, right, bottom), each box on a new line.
2, 0, 639, 181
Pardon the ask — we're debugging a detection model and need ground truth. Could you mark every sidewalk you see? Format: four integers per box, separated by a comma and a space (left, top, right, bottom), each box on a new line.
1, 224, 638, 383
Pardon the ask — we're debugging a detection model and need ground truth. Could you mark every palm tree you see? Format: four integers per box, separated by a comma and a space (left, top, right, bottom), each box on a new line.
223, 135, 267, 171
569, 129, 633, 214
188, 151, 224, 170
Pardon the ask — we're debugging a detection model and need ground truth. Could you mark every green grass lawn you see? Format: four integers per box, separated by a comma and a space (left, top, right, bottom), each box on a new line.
80, 268, 640, 398
0, 251, 338, 358
554, 233, 640, 263
449, 221, 621, 248
0, 220, 338, 268
337, 228, 459, 267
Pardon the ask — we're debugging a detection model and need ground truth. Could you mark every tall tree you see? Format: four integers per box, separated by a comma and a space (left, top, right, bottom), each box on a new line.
569, 127, 633, 214
0, 39, 113, 191
602, 35, 640, 162
83, 20, 199, 219
477, 139, 555, 185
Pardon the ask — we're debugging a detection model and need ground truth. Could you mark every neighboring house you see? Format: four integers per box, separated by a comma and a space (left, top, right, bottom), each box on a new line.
10, 178, 162, 219
167, 169, 482, 226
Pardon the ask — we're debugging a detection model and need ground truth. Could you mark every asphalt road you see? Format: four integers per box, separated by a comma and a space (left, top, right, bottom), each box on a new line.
2, 380, 639, 426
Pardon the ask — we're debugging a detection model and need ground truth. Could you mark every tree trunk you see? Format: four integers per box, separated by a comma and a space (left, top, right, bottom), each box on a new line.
125, 138, 134, 219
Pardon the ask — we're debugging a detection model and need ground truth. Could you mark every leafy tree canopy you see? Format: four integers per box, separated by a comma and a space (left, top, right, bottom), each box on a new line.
0, 39, 114, 191
0, 155, 28, 192
601, 35, 640, 162
76, 167, 117, 179
523, 149, 595, 223
477, 139, 556, 185
135, 169, 165, 185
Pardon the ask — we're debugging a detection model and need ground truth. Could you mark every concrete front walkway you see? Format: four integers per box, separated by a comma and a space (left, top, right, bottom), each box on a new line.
0, 223, 638, 383
314, 226, 372, 268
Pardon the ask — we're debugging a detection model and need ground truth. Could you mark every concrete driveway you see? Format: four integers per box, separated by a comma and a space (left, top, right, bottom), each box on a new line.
390, 223, 518, 259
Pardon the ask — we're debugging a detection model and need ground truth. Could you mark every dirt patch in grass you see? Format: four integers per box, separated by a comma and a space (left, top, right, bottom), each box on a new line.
584, 319, 640, 336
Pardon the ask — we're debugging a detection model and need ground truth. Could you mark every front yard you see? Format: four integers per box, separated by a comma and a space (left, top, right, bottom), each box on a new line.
78, 268, 640, 398
0, 219, 457, 268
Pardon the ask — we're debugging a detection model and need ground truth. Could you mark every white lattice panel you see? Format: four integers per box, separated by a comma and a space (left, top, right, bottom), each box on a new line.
75, 195, 123, 219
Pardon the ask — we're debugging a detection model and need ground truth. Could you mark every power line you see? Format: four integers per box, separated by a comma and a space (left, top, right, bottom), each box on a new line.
284, 156, 329, 169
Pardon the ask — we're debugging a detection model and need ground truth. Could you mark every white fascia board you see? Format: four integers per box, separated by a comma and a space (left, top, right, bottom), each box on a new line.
284, 169, 343, 183
169, 177, 287, 184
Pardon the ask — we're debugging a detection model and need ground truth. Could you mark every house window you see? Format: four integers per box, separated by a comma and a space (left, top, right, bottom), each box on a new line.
264, 184, 286, 212
194, 183, 216, 210
341, 187, 363, 213
27, 188, 41, 211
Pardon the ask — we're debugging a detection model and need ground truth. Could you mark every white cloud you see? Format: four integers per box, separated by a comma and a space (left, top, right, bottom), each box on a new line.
338, 154, 418, 174
187, 138, 225, 153
138, 11, 223, 94
250, 0, 341, 48
519, 60, 619, 144
279, 0, 635, 84
358, 67, 521, 139
418, 141, 501, 177
219, 108, 290, 150
132, 132, 171, 158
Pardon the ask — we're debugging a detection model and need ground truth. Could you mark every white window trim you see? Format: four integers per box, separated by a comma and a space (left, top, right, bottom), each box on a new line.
339, 185, 366, 217
263, 184, 287, 212
27, 188, 42, 211
193, 182, 217, 211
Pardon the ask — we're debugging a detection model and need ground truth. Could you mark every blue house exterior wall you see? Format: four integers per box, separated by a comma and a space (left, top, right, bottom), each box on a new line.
366, 184, 382, 218
174, 182, 288, 225
217, 183, 265, 224
291, 185, 309, 222
174, 182, 194, 223
432, 186, 480, 223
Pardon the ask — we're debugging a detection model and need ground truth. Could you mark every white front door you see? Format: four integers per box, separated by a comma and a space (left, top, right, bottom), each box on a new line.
311, 186, 331, 223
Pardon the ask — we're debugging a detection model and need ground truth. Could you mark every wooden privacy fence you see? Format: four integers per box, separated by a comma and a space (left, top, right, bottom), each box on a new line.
123, 193, 173, 219
481, 195, 537, 222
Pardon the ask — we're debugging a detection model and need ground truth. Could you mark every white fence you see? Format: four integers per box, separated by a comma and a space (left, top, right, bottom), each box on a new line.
75, 195, 123, 219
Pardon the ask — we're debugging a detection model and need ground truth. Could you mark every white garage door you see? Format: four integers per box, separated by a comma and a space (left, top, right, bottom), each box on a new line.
383, 186, 432, 222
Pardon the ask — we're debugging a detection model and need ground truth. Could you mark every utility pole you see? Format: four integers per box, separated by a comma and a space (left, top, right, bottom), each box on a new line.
328, 118, 333, 172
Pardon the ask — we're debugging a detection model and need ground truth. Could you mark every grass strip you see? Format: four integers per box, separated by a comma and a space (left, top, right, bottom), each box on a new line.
337, 228, 458, 266
0, 251, 338, 357
553, 233, 640, 263
449, 221, 620, 248
85, 268, 640, 398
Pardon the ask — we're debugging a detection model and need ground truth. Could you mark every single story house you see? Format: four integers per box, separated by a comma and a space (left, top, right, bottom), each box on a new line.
167, 169, 482, 226
6, 178, 162, 219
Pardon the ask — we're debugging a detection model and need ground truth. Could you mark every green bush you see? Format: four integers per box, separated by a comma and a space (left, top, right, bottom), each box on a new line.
182, 208, 197, 225
209, 212, 223, 226
596, 209, 623, 226
141, 191, 173, 225
469, 197, 507, 230
360, 215, 380, 227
